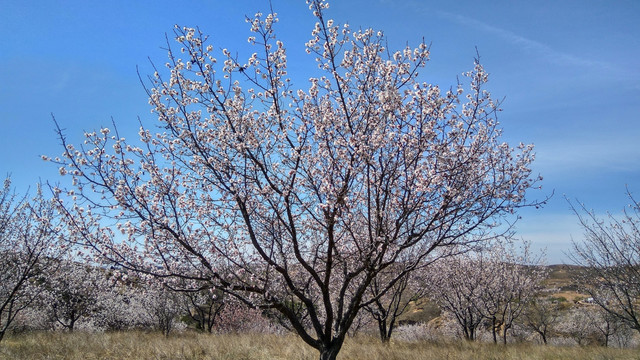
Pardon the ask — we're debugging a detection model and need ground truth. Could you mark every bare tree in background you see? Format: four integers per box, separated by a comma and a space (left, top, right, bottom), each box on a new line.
179, 286, 225, 333
363, 263, 428, 342
476, 240, 546, 344
570, 191, 640, 334
586, 304, 632, 347
521, 296, 562, 345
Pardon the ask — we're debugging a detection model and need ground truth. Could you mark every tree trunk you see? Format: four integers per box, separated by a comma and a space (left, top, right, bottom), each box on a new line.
491, 317, 498, 343
502, 328, 507, 344
464, 325, 476, 341
502, 324, 510, 344
378, 319, 389, 342
377, 319, 394, 343
386, 321, 395, 342
319, 343, 342, 360
316, 335, 348, 360
380, 332, 391, 343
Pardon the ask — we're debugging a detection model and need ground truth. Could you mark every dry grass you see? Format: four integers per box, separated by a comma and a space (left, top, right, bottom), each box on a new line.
1, 331, 639, 360
550, 291, 586, 303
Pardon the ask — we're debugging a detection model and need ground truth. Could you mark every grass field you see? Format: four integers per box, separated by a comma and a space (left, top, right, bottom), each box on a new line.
2, 331, 639, 360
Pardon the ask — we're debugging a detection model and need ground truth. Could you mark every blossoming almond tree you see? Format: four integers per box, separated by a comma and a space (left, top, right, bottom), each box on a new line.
475, 240, 546, 344
49, 1, 542, 358
139, 280, 184, 336
0, 178, 61, 342
426, 241, 545, 343
40, 260, 106, 332
425, 252, 487, 341
90, 276, 153, 331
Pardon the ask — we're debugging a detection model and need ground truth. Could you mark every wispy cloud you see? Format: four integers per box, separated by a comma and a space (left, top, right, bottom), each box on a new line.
514, 213, 584, 264
534, 136, 640, 175
516, 208, 636, 264
437, 11, 614, 71
53, 70, 71, 91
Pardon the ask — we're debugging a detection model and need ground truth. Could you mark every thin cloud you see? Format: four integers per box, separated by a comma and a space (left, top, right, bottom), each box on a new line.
534, 137, 640, 175
514, 213, 582, 264
53, 70, 71, 91
437, 11, 614, 71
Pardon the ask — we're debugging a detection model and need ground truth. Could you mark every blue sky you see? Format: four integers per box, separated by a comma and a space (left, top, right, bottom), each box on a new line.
1, 0, 638, 263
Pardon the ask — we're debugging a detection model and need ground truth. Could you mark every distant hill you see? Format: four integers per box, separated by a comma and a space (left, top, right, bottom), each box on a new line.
544, 264, 587, 293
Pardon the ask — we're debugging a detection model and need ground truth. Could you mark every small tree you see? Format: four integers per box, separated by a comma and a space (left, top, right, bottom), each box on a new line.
363, 269, 425, 342
586, 305, 631, 347
570, 191, 640, 334
426, 254, 487, 341
0, 178, 61, 342
139, 281, 183, 336
179, 287, 225, 333
476, 241, 546, 344
50, 1, 542, 358
521, 296, 562, 345
558, 306, 602, 346
40, 261, 105, 332
215, 299, 282, 334
426, 241, 544, 343
89, 273, 155, 331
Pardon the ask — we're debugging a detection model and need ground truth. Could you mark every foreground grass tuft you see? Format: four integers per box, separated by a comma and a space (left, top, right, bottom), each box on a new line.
1, 331, 638, 360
